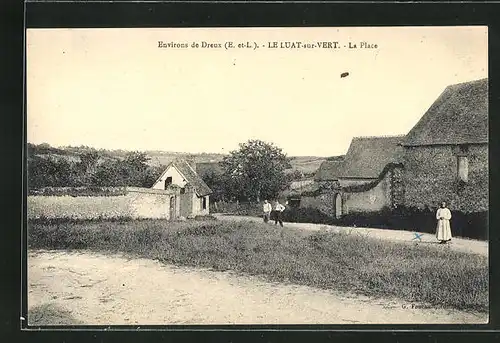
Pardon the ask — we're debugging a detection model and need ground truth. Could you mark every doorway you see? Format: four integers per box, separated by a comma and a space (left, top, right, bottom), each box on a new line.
165, 177, 173, 189
335, 193, 342, 219
169, 196, 176, 220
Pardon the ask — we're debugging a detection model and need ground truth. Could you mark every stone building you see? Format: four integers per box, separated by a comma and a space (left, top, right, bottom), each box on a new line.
401, 78, 488, 213
306, 136, 404, 218
152, 159, 212, 218
295, 78, 488, 219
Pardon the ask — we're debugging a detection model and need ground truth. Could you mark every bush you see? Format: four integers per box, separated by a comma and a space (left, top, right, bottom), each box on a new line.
212, 201, 262, 217
194, 215, 218, 221
282, 207, 336, 225
282, 206, 488, 240
28, 218, 488, 312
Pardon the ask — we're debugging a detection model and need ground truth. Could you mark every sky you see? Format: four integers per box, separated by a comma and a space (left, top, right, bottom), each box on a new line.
26, 27, 488, 157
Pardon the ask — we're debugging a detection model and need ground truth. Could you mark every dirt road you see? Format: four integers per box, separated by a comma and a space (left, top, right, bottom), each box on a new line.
28, 250, 487, 325
215, 214, 488, 256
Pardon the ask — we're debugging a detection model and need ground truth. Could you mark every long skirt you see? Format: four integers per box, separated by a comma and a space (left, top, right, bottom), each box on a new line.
436, 219, 452, 241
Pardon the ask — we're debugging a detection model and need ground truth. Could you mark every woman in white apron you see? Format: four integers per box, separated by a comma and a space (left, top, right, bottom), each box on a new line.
436, 201, 452, 244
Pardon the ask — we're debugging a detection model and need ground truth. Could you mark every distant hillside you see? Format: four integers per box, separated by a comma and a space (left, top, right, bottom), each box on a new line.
146, 151, 225, 167
287, 156, 327, 176
27, 143, 333, 175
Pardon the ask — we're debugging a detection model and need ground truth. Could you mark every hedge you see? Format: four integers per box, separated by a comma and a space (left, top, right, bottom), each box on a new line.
282, 206, 488, 240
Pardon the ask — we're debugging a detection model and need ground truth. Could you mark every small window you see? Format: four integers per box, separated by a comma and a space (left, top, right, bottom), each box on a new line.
459, 144, 469, 155
180, 187, 186, 194
202, 197, 207, 210
457, 156, 469, 182
164, 177, 173, 189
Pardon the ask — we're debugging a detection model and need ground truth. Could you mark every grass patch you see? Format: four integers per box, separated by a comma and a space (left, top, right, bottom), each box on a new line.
28, 218, 488, 313
28, 303, 83, 326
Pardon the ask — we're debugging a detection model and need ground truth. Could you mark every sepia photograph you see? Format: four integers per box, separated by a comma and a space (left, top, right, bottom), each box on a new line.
25, 26, 488, 326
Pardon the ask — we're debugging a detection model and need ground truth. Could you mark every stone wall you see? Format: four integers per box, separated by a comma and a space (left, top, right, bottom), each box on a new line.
127, 187, 180, 219
28, 187, 181, 220
342, 176, 391, 214
298, 164, 404, 216
403, 144, 488, 213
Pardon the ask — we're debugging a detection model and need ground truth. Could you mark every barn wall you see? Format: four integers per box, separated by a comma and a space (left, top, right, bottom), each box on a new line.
180, 191, 193, 218
190, 193, 210, 216
343, 176, 391, 214
403, 144, 488, 213
299, 165, 403, 216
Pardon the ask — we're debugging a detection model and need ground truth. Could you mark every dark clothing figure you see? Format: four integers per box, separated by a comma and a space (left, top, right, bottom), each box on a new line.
274, 202, 285, 227
274, 210, 283, 227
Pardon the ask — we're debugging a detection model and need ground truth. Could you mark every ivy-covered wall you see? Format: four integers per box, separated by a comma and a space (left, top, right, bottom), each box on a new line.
402, 144, 488, 213
300, 193, 335, 216
343, 176, 391, 214
298, 164, 404, 216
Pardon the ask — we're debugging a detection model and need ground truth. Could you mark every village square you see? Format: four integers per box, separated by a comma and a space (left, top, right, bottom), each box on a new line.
25, 27, 488, 326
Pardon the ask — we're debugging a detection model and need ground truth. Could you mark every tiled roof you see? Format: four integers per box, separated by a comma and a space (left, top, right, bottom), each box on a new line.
174, 160, 212, 196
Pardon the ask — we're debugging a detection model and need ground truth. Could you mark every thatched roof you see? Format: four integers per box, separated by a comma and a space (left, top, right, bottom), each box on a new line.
314, 160, 345, 181
339, 135, 405, 179
403, 78, 488, 146
154, 160, 212, 196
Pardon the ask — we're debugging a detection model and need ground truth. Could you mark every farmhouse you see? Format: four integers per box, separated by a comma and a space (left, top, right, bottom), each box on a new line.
335, 135, 404, 186
401, 78, 488, 213
301, 136, 404, 217
152, 159, 212, 218
295, 77, 488, 222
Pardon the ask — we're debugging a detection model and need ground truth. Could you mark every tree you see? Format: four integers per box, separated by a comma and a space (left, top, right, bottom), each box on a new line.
27, 155, 79, 188
221, 139, 291, 203
122, 151, 151, 187
200, 169, 226, 203
124, 151, 150, 170
77, 151, 100, 185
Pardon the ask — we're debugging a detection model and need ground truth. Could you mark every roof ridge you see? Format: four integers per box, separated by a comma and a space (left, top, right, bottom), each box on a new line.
448, 77, 488, 88
352, 134, 406, 139
402, 77, 488, 146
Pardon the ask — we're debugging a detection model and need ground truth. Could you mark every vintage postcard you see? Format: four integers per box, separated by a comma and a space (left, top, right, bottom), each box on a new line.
25, 26, 488, 326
